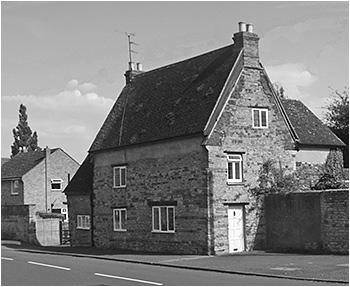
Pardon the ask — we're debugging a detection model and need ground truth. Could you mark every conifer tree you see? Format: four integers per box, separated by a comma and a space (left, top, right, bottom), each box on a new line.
11, 104, 40, 157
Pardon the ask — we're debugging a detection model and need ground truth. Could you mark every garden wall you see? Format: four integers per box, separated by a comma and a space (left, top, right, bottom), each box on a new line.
265, 190, 348, 254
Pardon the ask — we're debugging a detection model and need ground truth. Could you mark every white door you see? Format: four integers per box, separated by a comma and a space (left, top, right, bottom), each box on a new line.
228, 205, 245, 252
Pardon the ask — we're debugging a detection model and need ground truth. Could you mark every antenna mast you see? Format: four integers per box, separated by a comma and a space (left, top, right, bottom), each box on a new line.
115, 30, 139, 71
125, 32, 138, 70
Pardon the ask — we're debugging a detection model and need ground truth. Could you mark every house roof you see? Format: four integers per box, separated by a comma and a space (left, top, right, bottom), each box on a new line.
1, 158, 10, 165
64, 155, 93, 195
90, 44, 241, 152
1, 148, 58, 179
280, 99, 345, 147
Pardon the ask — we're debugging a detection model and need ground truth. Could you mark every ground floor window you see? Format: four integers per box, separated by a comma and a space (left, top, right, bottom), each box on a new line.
152, 206, 175, 232
113, 208, 127, 231
77, 215, 90, 230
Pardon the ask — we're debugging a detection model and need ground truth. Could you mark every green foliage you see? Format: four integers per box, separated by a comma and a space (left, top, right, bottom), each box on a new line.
323, 87, 349, 167
313, 149, 345, 190
249, 159, 298, 198
273, 82, 287, 98
11, 104, 40, 157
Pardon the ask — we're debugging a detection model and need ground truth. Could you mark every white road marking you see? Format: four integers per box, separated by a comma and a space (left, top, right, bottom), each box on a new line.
1, 257, 14, 261
94, 272, 163, 285
28, 261, 71, 271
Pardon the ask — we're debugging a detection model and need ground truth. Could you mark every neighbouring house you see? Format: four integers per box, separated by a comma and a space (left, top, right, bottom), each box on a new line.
2, 158, 10, 165
65, 22, 345, 255
1, 147, 80, 220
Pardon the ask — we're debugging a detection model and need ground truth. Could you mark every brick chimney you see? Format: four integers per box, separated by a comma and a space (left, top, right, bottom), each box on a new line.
233, 22, 260, 68
124, 62, 144, 84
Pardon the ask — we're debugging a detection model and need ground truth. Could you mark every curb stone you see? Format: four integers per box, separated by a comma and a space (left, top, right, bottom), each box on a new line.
14, 248, 349, 285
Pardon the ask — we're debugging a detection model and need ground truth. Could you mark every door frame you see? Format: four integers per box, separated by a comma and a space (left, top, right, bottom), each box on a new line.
224, 202, 249, 253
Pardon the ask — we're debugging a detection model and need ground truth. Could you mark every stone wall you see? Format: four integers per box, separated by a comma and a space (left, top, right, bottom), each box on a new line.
321, 190, 349, 254
265, 190, 348, 254
92, 135, 209, 254
205, 66, 295, 254
67, 194, 92, 247
1, 205, 37, 243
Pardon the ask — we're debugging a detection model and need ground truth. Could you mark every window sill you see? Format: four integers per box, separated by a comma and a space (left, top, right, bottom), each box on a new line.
226, 181, 247, 186
112, 186, 127, 189
152, 231, 175, 234
113, 229, 127, 232
11, 193, 19, 196
77, 227, 90, 230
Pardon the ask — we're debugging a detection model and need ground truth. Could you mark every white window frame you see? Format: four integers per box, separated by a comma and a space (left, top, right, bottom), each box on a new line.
51, 179, 63, 191
227, 154, 243, 183
77, 215, 90, 230
252, 108, 268, 128
152, 206, 175, 233
113, 208, 127, 231
11, 180, 19, 195
113, 166, 126, 188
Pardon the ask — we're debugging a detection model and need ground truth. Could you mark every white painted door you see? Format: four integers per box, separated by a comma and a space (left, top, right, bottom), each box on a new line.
228, 205, 245, 252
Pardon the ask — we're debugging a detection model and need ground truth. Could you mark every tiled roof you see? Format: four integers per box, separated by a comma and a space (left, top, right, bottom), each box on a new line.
64, 155, 93, 195
90, 44, 241, 152
281, 99, 345, 147
1, 149, 58, 179
1, 158, 10, 165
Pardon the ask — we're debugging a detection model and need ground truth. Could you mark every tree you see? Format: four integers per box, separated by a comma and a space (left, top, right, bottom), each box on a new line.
273, 82, 287, 98
11, 104, 40, 157
323, 87, 349, 167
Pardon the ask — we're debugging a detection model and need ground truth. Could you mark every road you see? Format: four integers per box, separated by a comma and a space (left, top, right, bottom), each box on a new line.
1, 247, 344, 286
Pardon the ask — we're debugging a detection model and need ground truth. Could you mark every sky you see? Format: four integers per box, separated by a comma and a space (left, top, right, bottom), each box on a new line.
1, 1, 349, 164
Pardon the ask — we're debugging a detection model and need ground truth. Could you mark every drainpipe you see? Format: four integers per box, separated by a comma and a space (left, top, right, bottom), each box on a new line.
45, 146, 50, 212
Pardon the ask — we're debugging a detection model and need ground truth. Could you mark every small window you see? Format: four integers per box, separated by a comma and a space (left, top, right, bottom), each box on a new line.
152, 206, 175, 233
113, 167, 126, 188
252, 108, 268, 128
227, 154, 243, 183
11, 180, 19, 195
51, 179, 62, 191
77, 215, 90, 230
113, 208, 127, 231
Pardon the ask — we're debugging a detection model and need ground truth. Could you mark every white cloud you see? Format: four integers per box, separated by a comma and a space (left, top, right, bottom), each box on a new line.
1, 80, 114, 162
264, 63, 317, 100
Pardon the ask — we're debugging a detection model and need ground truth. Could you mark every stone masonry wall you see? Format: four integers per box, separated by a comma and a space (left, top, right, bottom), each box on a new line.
67, 194, 92, 247
206, 67, 295, 254
93, 135, 209, 254
1, 205, 37, 243
320, 189, 349, 254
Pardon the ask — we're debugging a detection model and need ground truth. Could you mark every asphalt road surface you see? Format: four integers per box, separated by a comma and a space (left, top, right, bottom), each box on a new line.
1, 247, 344, 286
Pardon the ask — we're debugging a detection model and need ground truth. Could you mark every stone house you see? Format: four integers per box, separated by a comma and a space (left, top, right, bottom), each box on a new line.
65, 22, 344, 255
1, 147, 80, 221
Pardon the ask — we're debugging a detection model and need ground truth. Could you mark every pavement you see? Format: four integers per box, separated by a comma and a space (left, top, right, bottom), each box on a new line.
1, 240, 349, 284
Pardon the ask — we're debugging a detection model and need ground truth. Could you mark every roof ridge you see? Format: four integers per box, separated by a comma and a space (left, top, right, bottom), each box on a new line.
132, 44, 235, 80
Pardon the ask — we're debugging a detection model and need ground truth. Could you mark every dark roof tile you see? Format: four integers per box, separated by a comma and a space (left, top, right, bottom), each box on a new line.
64, 155, 93, 195
281, 99, 345, 147
1, 149, 58, 179
90, 44, 240, 152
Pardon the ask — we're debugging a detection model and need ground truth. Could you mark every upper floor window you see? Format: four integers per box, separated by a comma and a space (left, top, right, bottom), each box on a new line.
113, 166, 126, 188
227, 154, 243, 183
11, 180, 19, 195
51, 179, 62, 191
77, 215, 90, 230
113, 208, 127, 231
152, 206, 175, 233
252, 108, 268, 128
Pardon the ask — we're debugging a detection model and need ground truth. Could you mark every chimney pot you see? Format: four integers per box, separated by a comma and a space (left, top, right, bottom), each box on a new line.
238, 21, 246, 32
128, 62, 135, 71
247, 23, 254, 33
137, 62, 143, 71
